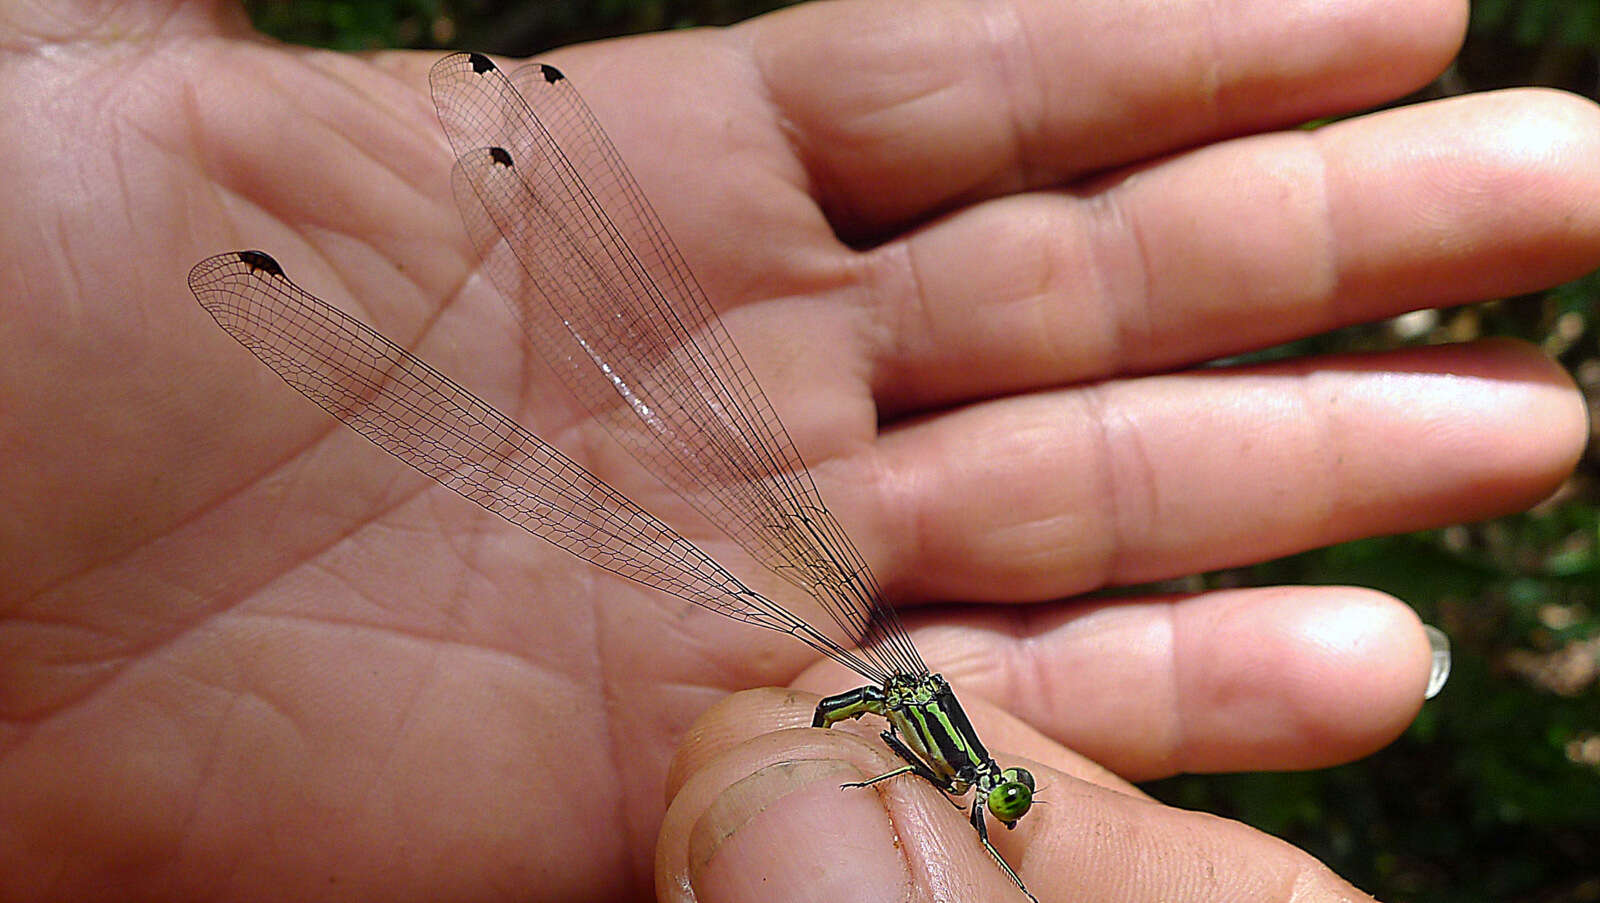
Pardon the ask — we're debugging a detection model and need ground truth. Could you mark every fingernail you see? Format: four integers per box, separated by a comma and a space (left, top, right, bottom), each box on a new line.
688, 759, 909, 903
1424, 624, 1451, 699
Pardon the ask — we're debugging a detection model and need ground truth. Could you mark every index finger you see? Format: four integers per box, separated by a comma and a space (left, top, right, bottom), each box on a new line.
740, 0, 1466, 232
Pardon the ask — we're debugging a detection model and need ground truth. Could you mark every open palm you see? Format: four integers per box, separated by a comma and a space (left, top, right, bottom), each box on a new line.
2, 2, 1595, 902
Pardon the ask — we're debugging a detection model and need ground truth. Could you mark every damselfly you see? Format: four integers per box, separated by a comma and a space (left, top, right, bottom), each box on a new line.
189, 51, 1038, 900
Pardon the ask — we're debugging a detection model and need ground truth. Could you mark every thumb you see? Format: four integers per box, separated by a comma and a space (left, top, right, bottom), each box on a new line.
657, 687, 1033, 903
659, 688, 1393, 903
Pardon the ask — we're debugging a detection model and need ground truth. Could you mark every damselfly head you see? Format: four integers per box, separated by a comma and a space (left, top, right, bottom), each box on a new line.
988, 766, 1035, 827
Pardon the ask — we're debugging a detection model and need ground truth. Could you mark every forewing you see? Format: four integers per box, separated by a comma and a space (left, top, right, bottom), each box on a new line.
189, 250, 866, 668
426, 52, 924, 679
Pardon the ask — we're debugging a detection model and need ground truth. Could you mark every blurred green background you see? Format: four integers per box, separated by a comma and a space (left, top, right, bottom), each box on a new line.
241, 2, 1600, 900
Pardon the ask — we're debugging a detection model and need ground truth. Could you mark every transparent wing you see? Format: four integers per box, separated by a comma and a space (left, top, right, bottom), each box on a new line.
189, 250, 884, 679
425, 51, 924, 681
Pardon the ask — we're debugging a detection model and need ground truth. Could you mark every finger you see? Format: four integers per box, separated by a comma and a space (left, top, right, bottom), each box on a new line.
865, 340, 1581, 601
662, 689, 1379, 903
861, 89, 1600, 409
741, 0, 1464, 231
884, 586, 1437, 780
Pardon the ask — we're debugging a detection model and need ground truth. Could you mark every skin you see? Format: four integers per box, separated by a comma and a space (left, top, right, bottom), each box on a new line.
0, 0, 1593, 901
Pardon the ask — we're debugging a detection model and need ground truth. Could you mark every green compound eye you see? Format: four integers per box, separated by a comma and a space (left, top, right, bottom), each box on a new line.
1003, 766, 1035, 791
987, 767, 1035, 824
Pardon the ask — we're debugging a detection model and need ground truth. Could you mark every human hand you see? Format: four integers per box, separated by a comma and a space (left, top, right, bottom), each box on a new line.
0, 1, 1592, 901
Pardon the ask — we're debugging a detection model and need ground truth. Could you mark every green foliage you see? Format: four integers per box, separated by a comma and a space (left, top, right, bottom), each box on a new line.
1473, 0, 1600, 48
247, 1, 1600, 900
243, 0, 799, 54
245, 0, 449, 50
